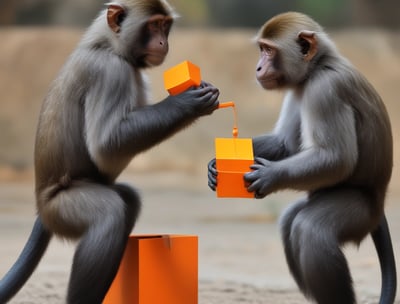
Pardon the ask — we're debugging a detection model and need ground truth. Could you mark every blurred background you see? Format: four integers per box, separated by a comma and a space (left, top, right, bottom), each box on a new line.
0, 0, 399, 186
0, 0, 399, 28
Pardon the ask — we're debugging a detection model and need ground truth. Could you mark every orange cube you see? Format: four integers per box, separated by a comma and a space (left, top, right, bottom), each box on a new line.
164, 61, 201, 95
104, 234, 198, 304
215, 138, 254, 198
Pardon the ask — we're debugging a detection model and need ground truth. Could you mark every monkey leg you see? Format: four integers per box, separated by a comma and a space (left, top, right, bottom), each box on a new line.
39, 181, 141, 304
282, 187, 375, 304
279, 197, 309, 293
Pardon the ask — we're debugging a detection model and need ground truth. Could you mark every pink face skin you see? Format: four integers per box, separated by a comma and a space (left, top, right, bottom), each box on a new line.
144, 14, 173, 66
256, 39, 284, 90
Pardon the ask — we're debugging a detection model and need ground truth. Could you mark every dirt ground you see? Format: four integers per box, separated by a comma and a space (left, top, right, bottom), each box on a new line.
1, 172, 400, 304
0, 27, 399, 303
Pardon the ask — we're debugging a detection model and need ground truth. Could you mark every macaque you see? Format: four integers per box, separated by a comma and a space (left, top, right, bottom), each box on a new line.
0, 0, 219, 303
209, 12, 396, 304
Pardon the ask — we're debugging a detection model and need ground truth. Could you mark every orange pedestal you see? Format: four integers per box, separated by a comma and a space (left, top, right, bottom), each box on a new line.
164, 61, 201, 95
104, 235, 198, 304
215, 138, 254, 198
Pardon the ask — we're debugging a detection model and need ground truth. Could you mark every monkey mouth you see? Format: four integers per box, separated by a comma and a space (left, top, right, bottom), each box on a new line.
145, 54, 166, 66
258, 77, 280, 89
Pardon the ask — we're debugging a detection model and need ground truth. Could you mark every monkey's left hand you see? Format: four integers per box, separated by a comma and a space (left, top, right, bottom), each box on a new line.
244, 157, 277, 198
207, 158, 217, 191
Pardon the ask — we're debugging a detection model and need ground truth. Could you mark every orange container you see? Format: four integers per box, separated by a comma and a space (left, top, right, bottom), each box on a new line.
164, 61, 202, 95
104, 234, 198, 304
215, 138, 254, 198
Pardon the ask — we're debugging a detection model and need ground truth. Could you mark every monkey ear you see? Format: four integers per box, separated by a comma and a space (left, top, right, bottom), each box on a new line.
107, 4, 126, 33
297, 30, 318, 62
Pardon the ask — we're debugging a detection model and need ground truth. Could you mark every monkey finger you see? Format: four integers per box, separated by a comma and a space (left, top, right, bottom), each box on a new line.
200, 81, 210, 88
200, 81, 218, 91
198, 84, 219, 96
246, 179, 260, 193
194, 87, 214, 99
203, 92, 219, 107
210, 100, 220, 112
208, 179, 217, 191
249, 164, 264, 171
208, 173, 217, 191
208, 165, 218, 180
255, 190, 267, 199
208, 170, 217, 184
207, 95, 220, 110
254, 157, 270, 166
197, 91, 217, 104
244, 170, 259, 182
208, 158, 217, 172
207, 159, 218, 191
184, 85, 214, 97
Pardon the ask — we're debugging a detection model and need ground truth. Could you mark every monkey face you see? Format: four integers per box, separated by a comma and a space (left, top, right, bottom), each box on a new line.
256, 39, 285, 90
141, 14, 172, 67
106, 2, 174, 69
254, 12, 322, 89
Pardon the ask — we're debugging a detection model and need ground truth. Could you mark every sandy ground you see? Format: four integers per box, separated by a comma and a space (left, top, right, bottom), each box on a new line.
0, 27, 399, 303
0, 172, 399, 304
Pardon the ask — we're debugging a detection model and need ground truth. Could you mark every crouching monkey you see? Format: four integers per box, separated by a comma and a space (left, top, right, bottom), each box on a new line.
0, 0, 220, 303
208, 12, 396, 304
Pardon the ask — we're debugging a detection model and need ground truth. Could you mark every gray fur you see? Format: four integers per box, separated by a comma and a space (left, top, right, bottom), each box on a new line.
245, 13, 394, 304
1, 1, 219, 303
207, 12, 395, 304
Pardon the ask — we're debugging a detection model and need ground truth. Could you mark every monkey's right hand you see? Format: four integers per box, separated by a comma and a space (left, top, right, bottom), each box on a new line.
207, 158, 217, 191
169, 81, 220, 117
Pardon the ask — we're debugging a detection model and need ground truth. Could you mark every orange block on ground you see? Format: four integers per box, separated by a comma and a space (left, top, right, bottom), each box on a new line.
104, 234, 198, 304
215, 138, 254, 198
163, 61, 201, 95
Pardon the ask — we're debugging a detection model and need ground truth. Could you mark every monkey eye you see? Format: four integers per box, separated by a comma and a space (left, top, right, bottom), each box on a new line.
148, 19, 172, 36
163, 20, 172, 35
148, 20, 161, 32
259, 44, 274, 56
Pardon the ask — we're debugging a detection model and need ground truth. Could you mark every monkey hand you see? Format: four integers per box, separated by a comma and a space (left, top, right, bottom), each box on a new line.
169, 81, 219, 117
207, 158, 217, 191
244, 157, 277, 199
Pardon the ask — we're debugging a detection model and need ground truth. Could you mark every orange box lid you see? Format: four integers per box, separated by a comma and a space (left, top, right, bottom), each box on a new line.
163, 61, 201, 95
215, 138, 253, 160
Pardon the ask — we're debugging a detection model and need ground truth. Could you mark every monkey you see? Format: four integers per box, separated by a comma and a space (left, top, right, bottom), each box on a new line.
208, 12, 396, 304
0, 1, 220, 303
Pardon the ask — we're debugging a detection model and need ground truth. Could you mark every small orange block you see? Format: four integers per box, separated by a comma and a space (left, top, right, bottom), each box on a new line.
164, 60, 201, 95
215, 138, 254, 198
104, 234, 198, 304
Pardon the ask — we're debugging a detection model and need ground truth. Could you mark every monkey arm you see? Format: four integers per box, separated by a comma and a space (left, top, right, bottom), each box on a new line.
115, 88, 218, 154
253, 93, 302, 160
80, 53, 218, 177
252, 134, 290, 161
245, 99, 358, 197
85, 58, 218, 161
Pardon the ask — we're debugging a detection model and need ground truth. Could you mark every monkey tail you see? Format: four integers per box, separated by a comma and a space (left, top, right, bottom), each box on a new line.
371, 214, 397, 304
0, 216, 52, 303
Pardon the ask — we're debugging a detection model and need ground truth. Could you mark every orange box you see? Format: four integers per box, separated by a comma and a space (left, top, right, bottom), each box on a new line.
164, 61, 201, 95
215, 138, 254, 198
104, 234, 198, 304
